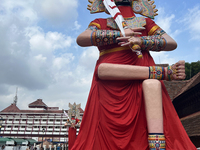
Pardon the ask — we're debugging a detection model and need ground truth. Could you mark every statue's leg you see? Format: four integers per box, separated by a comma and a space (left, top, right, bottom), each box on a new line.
142, 79, 165, 150
97, 62, 185, 149
98, 61, 185, 81
98, 63, 149, 80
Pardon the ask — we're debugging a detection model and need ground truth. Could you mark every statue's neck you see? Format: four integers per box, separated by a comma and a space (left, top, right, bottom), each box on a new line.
118, 5, 136, 18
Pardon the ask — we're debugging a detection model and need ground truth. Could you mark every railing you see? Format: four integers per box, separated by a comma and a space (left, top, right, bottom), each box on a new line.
18, 131, 24, 134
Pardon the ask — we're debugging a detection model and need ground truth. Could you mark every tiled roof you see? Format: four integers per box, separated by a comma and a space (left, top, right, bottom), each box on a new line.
163, 80, 188, 100
164, 71, 200, 100
1, 103, 20, 112
175, 72, 200, 99
181, 111, 200, 136
28, 99, 48, 108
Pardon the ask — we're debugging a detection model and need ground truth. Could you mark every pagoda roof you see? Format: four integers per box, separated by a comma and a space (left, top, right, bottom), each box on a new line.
28, 99, 48, 108
1, 103, 20, 112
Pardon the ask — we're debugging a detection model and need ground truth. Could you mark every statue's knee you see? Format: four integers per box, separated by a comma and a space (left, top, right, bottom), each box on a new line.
142, 79, 161, 89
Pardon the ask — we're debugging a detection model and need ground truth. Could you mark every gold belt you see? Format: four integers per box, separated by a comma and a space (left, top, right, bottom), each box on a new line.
99, 46, 130, 56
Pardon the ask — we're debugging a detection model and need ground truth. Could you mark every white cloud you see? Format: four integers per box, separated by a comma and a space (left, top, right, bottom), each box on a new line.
0, 0, 84, 111
181, 6, 200, 40
150, 51, 176, 65
34, 0, 78, 27
0, 0, 38, 24
28, 28, 75, 55
74, 21, 81, 30
53, 53, 75, 71
79, 47, 99, 71
155, 7, 175, 36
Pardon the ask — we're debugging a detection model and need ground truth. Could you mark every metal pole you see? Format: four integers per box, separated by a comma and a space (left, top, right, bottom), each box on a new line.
41, 135, 44, 149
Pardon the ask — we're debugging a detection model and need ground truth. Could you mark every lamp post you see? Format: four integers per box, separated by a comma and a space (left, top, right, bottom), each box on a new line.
41, 127, 45, 150
0, 117, 4, 135
64, 134, 67, 150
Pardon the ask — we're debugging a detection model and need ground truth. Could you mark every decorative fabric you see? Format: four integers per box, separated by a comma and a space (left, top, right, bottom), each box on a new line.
91, 30, 121, 46
154, 28, 166, 36
148, 25, 166, 36
149, 66, 165, 80
140, 35, 167, 51
132, 0, 157, 19
88, 0, 106, 14
89, 22, 101, 29
122, 21, 128, 28
148, 134, 166, 150
87, 0, 158, 19
87, 25, 99, 31
71, 17, 196, 150
132, 2, 143, 14
107, 16, 146, 29
166, 65, 177, 81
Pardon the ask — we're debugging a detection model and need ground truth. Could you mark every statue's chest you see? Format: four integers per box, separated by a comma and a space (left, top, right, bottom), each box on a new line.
107, 16, 146, 29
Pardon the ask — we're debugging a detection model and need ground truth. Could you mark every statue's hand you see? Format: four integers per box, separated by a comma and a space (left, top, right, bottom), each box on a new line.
165, 60, 186, 80
117, 27, 145, 46
124, 27, 144, 37
117, 36, 142, 47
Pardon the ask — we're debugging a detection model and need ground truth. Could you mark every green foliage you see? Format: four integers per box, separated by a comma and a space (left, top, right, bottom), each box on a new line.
185, 61, 200, 80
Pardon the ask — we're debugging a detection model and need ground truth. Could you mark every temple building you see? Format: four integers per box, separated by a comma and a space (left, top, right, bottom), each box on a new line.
164, 71, 200, 147
0, 99, 84, 143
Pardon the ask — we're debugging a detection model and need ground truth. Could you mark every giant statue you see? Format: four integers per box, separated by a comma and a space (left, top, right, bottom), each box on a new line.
71, 0, 196, 149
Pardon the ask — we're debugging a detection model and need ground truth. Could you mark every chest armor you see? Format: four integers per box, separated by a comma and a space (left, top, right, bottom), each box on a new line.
107, 16, 146, 29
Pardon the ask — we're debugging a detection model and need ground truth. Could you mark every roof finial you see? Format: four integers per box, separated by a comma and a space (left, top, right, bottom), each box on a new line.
13, 87, 18, 105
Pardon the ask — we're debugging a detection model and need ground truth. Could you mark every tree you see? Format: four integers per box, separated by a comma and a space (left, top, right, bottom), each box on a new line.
184, 61, 200, 80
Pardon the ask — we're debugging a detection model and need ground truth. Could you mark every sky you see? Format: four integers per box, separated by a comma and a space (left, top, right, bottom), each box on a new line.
0, 0, 200, 111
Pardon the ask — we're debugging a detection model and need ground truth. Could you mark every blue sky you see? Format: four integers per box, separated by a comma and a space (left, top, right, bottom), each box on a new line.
0, 0, 200, 111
